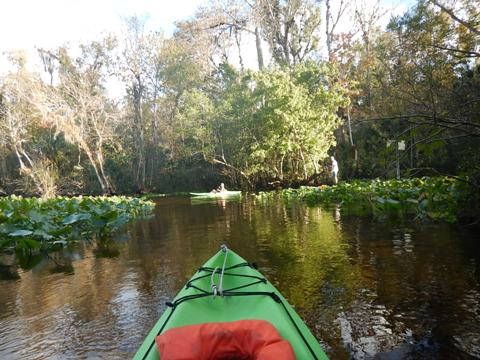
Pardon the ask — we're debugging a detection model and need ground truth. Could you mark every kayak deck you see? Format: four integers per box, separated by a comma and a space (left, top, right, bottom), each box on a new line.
133, 248, 328, 360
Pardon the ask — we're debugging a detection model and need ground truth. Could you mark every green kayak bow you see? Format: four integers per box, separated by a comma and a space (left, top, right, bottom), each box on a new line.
133, 246, 328, 360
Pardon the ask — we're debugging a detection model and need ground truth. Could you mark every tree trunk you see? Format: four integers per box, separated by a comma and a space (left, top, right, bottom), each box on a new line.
326, 0, 332, 61
96, 149, 112, 193
234, 29, 244, 72
255, 27, 264, 70
279, 154, 285, 180
84, 147, 107, 192
299, 148, 308, 180
346, 107, 358, 176
283, 17, 291, 64
148, 100, 159, 189
14, 144, 44, 194
133, 78, 145, 191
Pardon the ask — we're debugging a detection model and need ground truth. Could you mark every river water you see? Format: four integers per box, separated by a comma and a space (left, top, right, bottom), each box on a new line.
0, 196, 479, 359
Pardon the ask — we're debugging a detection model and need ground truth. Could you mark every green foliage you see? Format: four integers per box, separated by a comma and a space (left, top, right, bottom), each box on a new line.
0, 196, 155, 252
245, 63, 347, 180
335, 0, 480, 183
177, 62, 348, 185
256, 177, 472, 222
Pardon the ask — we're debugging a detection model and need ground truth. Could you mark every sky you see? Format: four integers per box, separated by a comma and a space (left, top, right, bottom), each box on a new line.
0, 0, 205, 73
0, 0, 204, 50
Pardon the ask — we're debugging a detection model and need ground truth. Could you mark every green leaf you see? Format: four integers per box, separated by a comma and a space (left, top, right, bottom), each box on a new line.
0, 237, 15, 248
9, 229, 33, 237
23, 238, 41, 249
108, 213, 129, 230
63, 213, 91, 225
28, 210, 44, 223
33, 229, 54, 240
50, 226, 72, 236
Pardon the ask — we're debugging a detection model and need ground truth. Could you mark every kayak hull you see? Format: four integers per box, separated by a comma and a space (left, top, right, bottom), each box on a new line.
190, 191, 241, 198
133, 249, 328, 360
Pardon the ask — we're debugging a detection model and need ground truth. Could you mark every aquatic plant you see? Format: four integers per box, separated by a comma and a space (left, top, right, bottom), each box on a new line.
0, 196, 155, 252
255, 177, 471, 222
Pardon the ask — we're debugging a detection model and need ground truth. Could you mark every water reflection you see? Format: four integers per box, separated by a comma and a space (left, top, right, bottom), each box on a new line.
0, 196, 478, 359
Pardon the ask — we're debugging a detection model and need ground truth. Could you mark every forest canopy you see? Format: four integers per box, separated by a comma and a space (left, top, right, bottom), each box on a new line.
0, 0, 479, 195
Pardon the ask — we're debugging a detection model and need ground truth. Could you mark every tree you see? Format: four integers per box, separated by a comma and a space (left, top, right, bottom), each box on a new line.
40, 39, 121, 193
173, 0, 266, 71
255, 0, 322, 65
173, 62, 348, 185
325, 0, 352, 61
382, 1, 480, 136
335, 0, 480, 179
244, 62, 348, 181
120, 17, 167, 191
0, 52, 58, 197
431, 0, 480, 36
122, 16, 148, 191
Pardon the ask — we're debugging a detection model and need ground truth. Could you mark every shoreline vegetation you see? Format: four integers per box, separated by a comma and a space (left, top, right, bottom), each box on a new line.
0, 176, 477, 272
1, 175, 477, 256
0, 196, 155, 253
255, 177, 479, 224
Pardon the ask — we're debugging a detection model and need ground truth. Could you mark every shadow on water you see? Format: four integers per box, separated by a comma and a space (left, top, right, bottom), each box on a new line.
0, 195, 479, 359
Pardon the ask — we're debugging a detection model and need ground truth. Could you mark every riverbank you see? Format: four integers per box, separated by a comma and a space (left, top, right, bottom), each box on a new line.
0, 196, 155, 253
256, 177, 478, 223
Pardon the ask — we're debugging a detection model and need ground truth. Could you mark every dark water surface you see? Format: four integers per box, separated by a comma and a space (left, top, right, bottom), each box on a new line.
0, 196, 479, 359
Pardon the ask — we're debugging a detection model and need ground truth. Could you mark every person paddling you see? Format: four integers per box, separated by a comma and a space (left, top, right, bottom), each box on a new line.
212, 183, 226, 193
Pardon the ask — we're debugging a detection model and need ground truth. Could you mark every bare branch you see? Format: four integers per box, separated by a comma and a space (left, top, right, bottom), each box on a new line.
432, 0, 480, 35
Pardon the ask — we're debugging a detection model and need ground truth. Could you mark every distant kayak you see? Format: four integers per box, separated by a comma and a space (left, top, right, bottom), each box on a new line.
133, 246, 328, 360
190, 191, 242, 198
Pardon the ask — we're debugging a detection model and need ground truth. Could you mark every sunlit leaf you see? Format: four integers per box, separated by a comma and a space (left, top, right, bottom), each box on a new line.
9, 229, 33, 237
